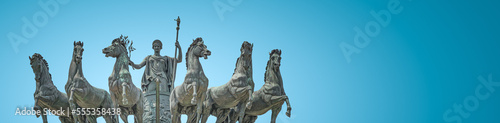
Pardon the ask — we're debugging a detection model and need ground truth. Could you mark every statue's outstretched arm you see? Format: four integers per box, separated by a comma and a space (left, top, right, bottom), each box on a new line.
130, 56, 148, 69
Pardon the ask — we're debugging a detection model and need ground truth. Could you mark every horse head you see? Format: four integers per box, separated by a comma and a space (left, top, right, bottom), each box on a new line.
29, 53, 49, 83
265, 49, 282, 83
73, 41, 84, 64
186, 37, 211, 68
102, 35, 129, 58
268, 49, 281, 71
235, 41, 253, 74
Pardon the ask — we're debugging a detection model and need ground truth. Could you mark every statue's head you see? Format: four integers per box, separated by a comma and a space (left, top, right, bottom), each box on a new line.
152, 39, 162, 52
103, 35, 128, 58
73, 41, 84, 64
29, 53, 48, 81
268, 49, 282, 70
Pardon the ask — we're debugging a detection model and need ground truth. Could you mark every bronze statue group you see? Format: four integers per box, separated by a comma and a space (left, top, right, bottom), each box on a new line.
29, 17, 291, 123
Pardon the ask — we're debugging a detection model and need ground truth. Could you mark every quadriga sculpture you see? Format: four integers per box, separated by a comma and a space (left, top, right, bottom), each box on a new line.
103, 35, 144, 123
30, 53, 74, 123
170, 37, 211, 123
201, 41, 255, 123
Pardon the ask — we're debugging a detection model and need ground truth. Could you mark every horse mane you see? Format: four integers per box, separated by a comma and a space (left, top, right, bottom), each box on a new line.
186, 37, 203, 70
31, 53, 54, 85
114, 35, 130, 47
112, 35, 130, 55
31, 53, 49, 71
264, 49, 281, 82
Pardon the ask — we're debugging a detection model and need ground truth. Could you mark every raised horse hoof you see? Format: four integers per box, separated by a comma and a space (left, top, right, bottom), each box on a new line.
191, 98, 197, 105
34, 106, 41, 117
246, 102, 252, 109
286, 107, 291, 117
123, 98, 129, 105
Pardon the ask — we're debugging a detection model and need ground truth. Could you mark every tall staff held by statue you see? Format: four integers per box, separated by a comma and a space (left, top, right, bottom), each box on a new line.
173, 16, 180, 92
156, 16, 181, 123
128, 16, 182, 123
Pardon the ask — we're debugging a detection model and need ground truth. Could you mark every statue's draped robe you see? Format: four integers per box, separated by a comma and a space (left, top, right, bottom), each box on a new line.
141, 55, 176, 123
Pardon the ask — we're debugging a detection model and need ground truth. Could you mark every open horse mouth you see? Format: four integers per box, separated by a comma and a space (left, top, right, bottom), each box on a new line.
102, 49, 111, 57
203, 50, 211, 59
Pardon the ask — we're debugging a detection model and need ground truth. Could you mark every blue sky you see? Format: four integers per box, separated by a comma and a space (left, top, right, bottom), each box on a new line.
2, 0, 500, 123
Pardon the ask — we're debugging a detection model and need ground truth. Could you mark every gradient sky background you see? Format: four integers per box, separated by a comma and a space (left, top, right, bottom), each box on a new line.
1, 0, 500, 123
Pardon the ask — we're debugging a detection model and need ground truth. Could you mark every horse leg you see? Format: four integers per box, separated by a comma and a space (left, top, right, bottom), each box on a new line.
134, 96, 144, 123
201, 90, 213, 123
59, 116, 71, 123
72, 87, 84, 95
200, 104, 211, 123
196, 93, 205, 123
244, 115, 257, 123
37, 95, 55, 104
120, 110, 129, 123
187, 109, 197, 123
239, 101, 249, 123
191, 82, 198, 105
68, 90, 78, 123
122, 83, 129, 105
215, 109, 230, 123
102, 94, 118, 123
109, 91, 120, 121
270, 106, 282, 123
41, 109, 48, 123
103, 109, 117, 123
171, 102, 181, 123
270, 95, 290, 117
226, 109, 237, 123
246, 89, 253, 109
172, 112, 181, 123
87, 115, 97, 123
133, 114, 139, 123
34, 105, 42, 118
222, 109, 234, 123
285, 96, 291, 117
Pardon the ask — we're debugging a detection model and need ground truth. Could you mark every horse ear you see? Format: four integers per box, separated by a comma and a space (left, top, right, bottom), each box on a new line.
81, 41, 84, 47
74, 41, 76, 46
279, 50, 282, 55
29, 56, 32, 60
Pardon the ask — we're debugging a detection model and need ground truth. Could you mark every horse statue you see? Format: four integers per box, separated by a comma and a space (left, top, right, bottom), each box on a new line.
201, 41, 255, 123
228, 49, 292, 123
65, 41, 118, 123
102, 35, 144, 123
30, 53, 74, 123
171, 37, 211, 123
